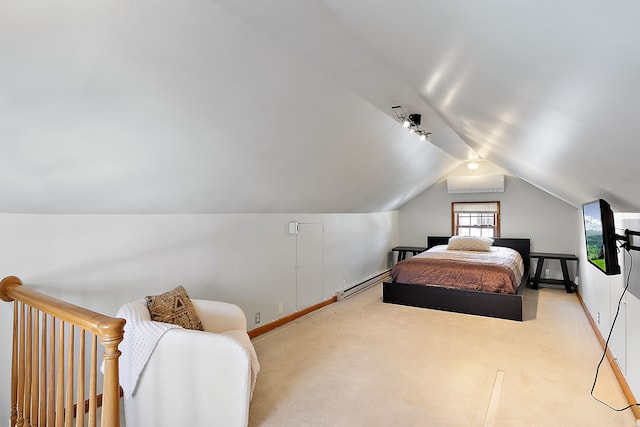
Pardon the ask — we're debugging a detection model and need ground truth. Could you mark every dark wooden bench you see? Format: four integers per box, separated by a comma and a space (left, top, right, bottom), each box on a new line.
391, 246, 427, 263
530, 252, 578, 293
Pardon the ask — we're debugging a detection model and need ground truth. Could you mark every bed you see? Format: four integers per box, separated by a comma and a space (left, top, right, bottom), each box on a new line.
383, 236, 531, 321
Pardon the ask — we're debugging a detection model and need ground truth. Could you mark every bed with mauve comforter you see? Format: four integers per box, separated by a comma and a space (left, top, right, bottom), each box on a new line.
383, 236, 531, 321
391, 245, 525, 294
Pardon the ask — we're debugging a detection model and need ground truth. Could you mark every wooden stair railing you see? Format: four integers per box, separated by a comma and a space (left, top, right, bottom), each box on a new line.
1, 276, 125, 427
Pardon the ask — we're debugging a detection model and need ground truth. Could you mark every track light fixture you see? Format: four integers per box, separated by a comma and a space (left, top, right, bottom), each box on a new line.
392, 106, 432, 142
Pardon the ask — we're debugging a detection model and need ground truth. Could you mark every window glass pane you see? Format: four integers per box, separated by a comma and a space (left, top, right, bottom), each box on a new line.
481, 215, 494, 226
482, 229, 495, 238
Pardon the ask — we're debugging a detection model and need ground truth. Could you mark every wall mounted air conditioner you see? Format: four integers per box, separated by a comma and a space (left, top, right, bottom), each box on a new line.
447, 174, 505, 194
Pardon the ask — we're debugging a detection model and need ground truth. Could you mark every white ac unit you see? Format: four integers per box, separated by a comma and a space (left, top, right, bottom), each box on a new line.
447, 174, 505, 194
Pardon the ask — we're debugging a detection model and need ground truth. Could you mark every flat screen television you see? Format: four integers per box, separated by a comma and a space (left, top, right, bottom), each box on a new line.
582, 199, 621, 275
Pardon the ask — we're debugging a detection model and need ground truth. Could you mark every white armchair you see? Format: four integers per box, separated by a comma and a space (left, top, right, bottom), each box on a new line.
121, 299, 259, 427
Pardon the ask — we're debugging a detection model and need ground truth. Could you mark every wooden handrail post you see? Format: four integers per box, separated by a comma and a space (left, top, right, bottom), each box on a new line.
2, 276, 24, 427
99, 318, 125, 427
0, 275, 23, 302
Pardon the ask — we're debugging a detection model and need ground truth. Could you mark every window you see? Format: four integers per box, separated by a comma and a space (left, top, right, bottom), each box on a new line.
452, 202, 500, 237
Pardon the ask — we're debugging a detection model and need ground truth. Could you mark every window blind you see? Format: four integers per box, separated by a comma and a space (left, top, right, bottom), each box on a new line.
452, 202, 499, 213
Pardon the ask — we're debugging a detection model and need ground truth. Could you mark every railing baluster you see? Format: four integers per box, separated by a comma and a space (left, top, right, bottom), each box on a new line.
89, 335, 98, 427
11, 300, 18, 427
31, 309, 40, 427
65, 326, 74, 427
75, 329, 86, 427
40, 311, 47, 427
55, 320, 64, 427
47, 314, 56, 426
24, 306, 32, 427
17, 302, 26, 427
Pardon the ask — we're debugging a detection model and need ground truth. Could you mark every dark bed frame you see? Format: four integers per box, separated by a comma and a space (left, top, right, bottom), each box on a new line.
383, 236, 531, 321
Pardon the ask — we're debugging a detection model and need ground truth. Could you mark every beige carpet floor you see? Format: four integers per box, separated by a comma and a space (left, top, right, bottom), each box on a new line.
248, 284, 637, 427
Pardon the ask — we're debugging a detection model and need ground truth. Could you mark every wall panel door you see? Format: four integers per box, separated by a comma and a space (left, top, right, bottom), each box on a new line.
296, 223, 324, 310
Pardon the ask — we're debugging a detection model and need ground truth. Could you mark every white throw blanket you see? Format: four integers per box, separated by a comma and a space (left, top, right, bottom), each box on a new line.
221, 329, 261, 399
113, 299, 260, 399
116, 298, 181, 398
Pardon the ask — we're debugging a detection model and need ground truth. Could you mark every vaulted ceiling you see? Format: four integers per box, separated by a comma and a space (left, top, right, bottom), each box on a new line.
3, 1, 640, 213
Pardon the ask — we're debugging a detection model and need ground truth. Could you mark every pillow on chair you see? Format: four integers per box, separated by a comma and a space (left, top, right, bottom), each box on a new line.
146, 286, 204, 331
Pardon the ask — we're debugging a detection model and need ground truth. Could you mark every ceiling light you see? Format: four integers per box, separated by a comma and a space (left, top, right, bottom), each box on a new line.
419, 131, 432, 141
467, 161, 479, 170
391, 106, 433, 142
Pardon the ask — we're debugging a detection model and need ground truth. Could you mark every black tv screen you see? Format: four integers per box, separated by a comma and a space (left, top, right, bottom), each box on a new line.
582, 199, 621, 275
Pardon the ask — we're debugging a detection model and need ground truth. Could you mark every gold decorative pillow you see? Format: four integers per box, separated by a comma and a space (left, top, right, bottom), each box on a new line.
145, 286, 204, 331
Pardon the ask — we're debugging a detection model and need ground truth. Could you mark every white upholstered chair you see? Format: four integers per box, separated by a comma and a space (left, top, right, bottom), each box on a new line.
119, 298, 259, 427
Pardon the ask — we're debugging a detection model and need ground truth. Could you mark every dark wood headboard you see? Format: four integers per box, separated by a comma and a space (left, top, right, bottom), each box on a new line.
427, 236, 531, 271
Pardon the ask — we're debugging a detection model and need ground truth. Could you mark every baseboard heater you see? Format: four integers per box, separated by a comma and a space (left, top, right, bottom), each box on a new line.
336, 270, 391, 301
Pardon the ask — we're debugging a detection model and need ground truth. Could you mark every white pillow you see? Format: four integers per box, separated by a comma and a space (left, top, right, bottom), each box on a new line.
447, 236, 494, 251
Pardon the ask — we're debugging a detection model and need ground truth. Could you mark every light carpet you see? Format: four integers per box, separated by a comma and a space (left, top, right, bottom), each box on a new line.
248, 284, 636, 427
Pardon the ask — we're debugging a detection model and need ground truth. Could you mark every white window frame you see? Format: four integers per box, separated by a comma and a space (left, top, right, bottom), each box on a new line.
451, 201, 500, 237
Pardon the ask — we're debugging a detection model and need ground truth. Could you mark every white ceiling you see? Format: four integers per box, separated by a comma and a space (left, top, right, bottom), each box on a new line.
2, 0, 640, 213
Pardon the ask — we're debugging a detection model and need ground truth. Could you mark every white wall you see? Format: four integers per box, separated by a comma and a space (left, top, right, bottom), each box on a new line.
620, 215, 640, 399
578, 213, 640, 401
399, 174, 580, 279
0, 211, 398, 423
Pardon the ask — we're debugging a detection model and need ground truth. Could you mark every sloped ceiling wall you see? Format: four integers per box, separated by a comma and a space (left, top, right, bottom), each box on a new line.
2, 1, 640, 213
319, 0, 640, 212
